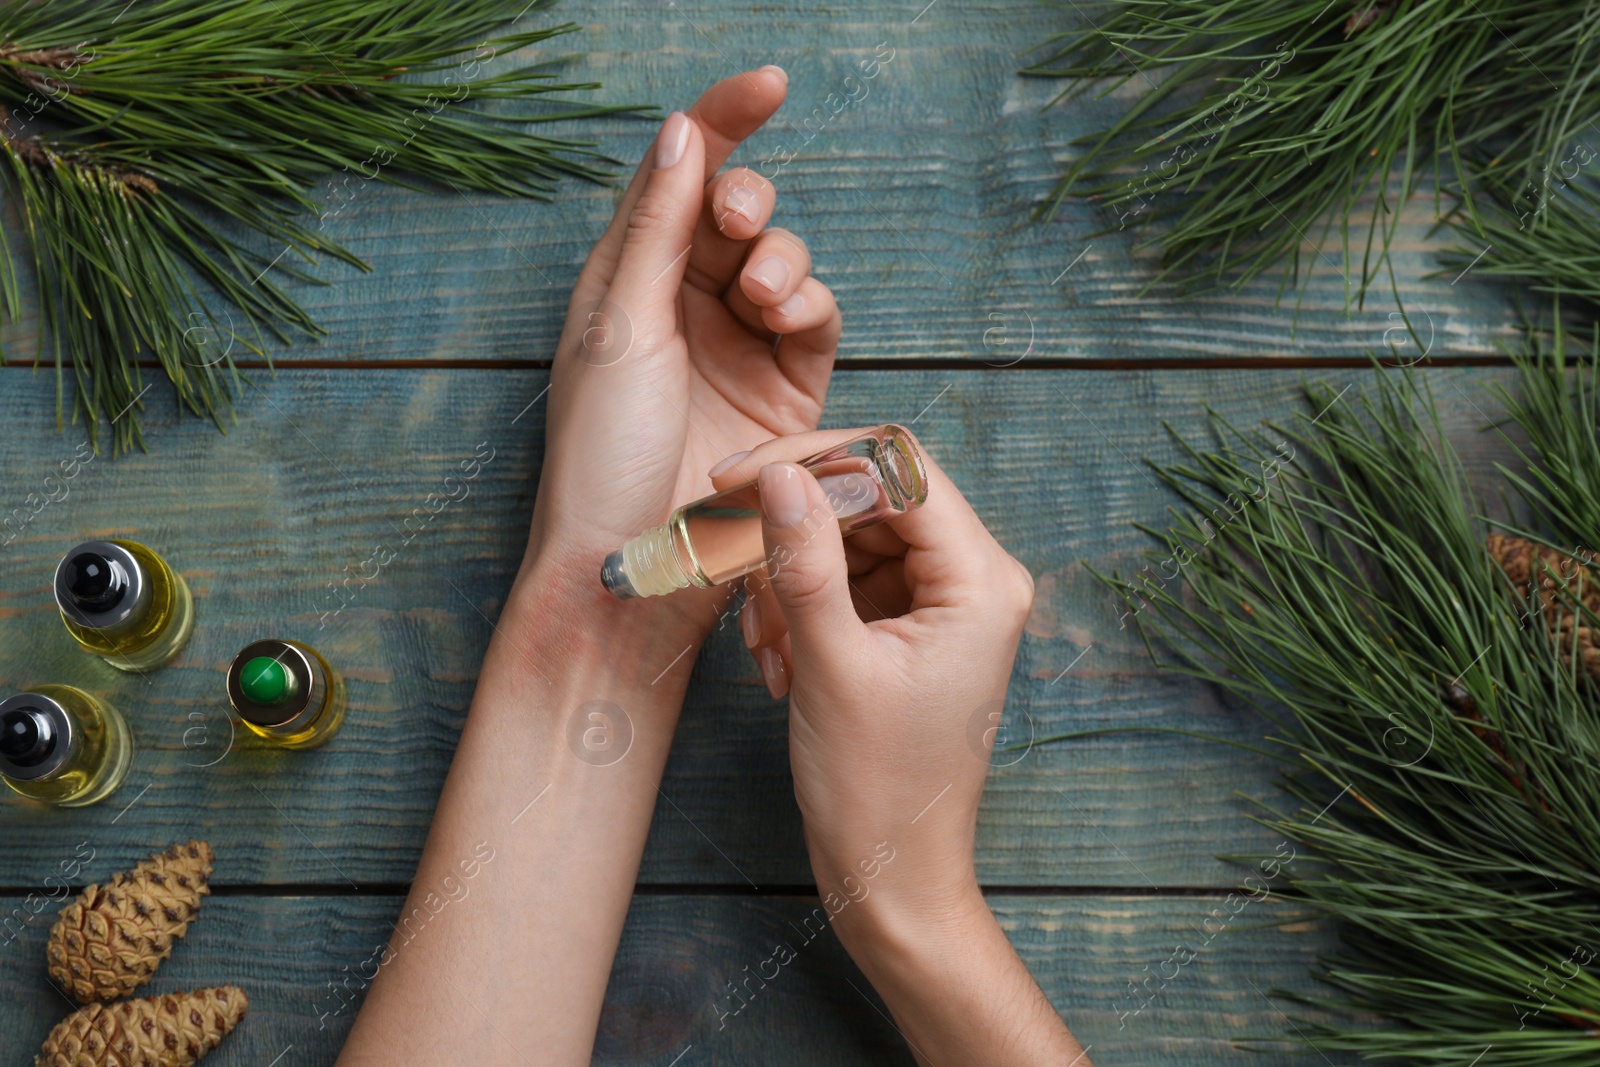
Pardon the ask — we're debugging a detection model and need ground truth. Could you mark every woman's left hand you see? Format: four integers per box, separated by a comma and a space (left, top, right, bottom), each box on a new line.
520, 67, 840, 645
340, 69, 843, 1067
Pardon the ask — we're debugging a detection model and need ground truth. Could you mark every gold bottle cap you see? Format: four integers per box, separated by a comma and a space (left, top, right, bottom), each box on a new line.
227, 640, 323, 732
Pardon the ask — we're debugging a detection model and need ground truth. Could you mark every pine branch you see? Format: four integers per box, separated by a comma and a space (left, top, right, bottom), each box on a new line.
1440, 167, 1600, 314
1022, 0, 1600, 306
1491, 322, 1600, 549
1082, 364, 1600, 1062
0, 0, 650, 452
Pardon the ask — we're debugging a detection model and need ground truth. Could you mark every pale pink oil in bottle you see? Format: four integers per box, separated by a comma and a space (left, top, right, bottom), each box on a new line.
601, 424, 929, 599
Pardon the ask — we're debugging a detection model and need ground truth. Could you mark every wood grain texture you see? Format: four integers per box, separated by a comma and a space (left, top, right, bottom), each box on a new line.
0, 0, 1518, 376
0, 366, 1522, 888
0, 892, 1366, 1066
0, 5, 1528, 1062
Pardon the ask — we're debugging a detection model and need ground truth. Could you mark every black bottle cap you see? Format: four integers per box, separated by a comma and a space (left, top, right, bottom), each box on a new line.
62, 552, 128, 612
0, 706, 56, 768
54, 541, 151, 631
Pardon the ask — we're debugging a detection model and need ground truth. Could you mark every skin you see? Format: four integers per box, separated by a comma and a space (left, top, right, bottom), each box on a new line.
337, 67, 1087, 1067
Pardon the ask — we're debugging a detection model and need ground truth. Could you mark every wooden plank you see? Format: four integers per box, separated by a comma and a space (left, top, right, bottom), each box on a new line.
0, 0, 1516, 372
0, 892, 1365, 1066
0, 366, 1521, 886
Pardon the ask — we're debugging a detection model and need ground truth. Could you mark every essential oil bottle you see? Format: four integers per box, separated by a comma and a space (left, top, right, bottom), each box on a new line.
0, 686, 131, 807
226, 639, 346, 749
54, 539, 194, 672
602, 424, 930, 599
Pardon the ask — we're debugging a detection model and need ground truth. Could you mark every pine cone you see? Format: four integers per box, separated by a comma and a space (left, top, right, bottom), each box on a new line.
36, 985, 247, 1067
47, 841, 214, 1003
1486, 534, 1600, 683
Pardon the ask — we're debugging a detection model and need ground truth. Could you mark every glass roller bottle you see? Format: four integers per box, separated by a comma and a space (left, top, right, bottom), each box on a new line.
54, 539, 194, 672
226, 639, 347, 749
0, 686, 131, 807
601, 424, 929, 600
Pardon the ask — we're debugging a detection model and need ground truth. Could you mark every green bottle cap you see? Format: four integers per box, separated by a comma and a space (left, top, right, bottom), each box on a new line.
240, 656, 290, 704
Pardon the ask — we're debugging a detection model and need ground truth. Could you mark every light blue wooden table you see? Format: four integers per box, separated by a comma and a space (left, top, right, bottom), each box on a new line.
0, 1, 1520, 1062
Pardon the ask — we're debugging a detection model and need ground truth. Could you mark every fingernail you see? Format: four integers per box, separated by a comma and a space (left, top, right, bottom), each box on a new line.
708, 448, 751, 477
723, 185, 761, 224
776, 291, 805, 317
741, 596, 762, 648
759, 646, 789, 699
657, 111, 690, 169
759, 64, 789, 85
759, 463, 808, 528
749, 255, 790, 293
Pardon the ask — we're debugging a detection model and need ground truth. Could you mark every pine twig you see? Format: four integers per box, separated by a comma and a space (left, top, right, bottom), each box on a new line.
0, 0, 651, 452
1078, 361, 1600, 1063
1022, 0, 1600, 307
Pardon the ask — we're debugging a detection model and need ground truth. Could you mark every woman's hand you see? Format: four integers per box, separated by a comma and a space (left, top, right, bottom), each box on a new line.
712, 427, 1033, 917
340, 70, 847, 1067
520, 67, 841, 647
709, 430, 1089, 1066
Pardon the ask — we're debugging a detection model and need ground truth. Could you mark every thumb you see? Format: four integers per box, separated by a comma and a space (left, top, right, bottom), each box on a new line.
758, 462, 864, 663
606, 111, 705, 338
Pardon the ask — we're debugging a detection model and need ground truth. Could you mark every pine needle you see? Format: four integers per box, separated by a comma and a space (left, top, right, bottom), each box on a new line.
1440, 166, 1600, 314
1023, 0, 1600, 307
0, 0, 650, 452
1083, 358, 1600, 1062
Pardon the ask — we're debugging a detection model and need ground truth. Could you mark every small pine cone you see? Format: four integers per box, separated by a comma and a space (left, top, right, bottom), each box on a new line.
47, 841, 214, 1003
35, 985, 247, 1067
1486, 534, 1600, 683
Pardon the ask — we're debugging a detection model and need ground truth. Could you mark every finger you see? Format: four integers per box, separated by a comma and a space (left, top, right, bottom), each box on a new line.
706, 427, 874, 493
882, 435, 1025, 608
604, 112, 707, 339
740, 573, 788, 651
689, 66, 789, 178
880, 432, 993, 555
719, 270, 838, 361
758, 275, 834, 334
737, 228, 812, 308
767, 278, 840, 408
716, 267, 838, 347
757, 462, 866, 665
741, 575, 794, 700
841, 522, 907, 562
709, 169, 773, 240
759, 632, 793, 700
581, 68, 789, 292
723, 426, 1011, 607
749, 556, 899, 632
748, 544, 903, 667
684, 168, 776, 294
849, 557, 911, 621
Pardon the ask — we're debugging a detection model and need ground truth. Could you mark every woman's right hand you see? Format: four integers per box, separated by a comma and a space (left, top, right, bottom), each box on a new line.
707, 429, 1086, 1064
710, 428, 1034, 915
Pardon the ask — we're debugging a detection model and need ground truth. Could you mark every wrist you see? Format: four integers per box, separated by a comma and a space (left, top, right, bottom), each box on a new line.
493, 544, 713, 694
823, 856, 988, 971
830, 875, 1002, 1000
825, 870, 1086, 1065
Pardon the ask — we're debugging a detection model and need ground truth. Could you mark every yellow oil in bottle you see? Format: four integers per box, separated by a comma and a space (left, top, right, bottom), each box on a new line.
57, 539, 194, 672
0, 686, 131, 807
227, 639, 346, 749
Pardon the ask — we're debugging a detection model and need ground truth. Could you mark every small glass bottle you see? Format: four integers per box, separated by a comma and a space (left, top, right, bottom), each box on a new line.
54, 539, 194, 672
0, 686, 131, 807
226, 639, 346, 749
601, 423, 929, 600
